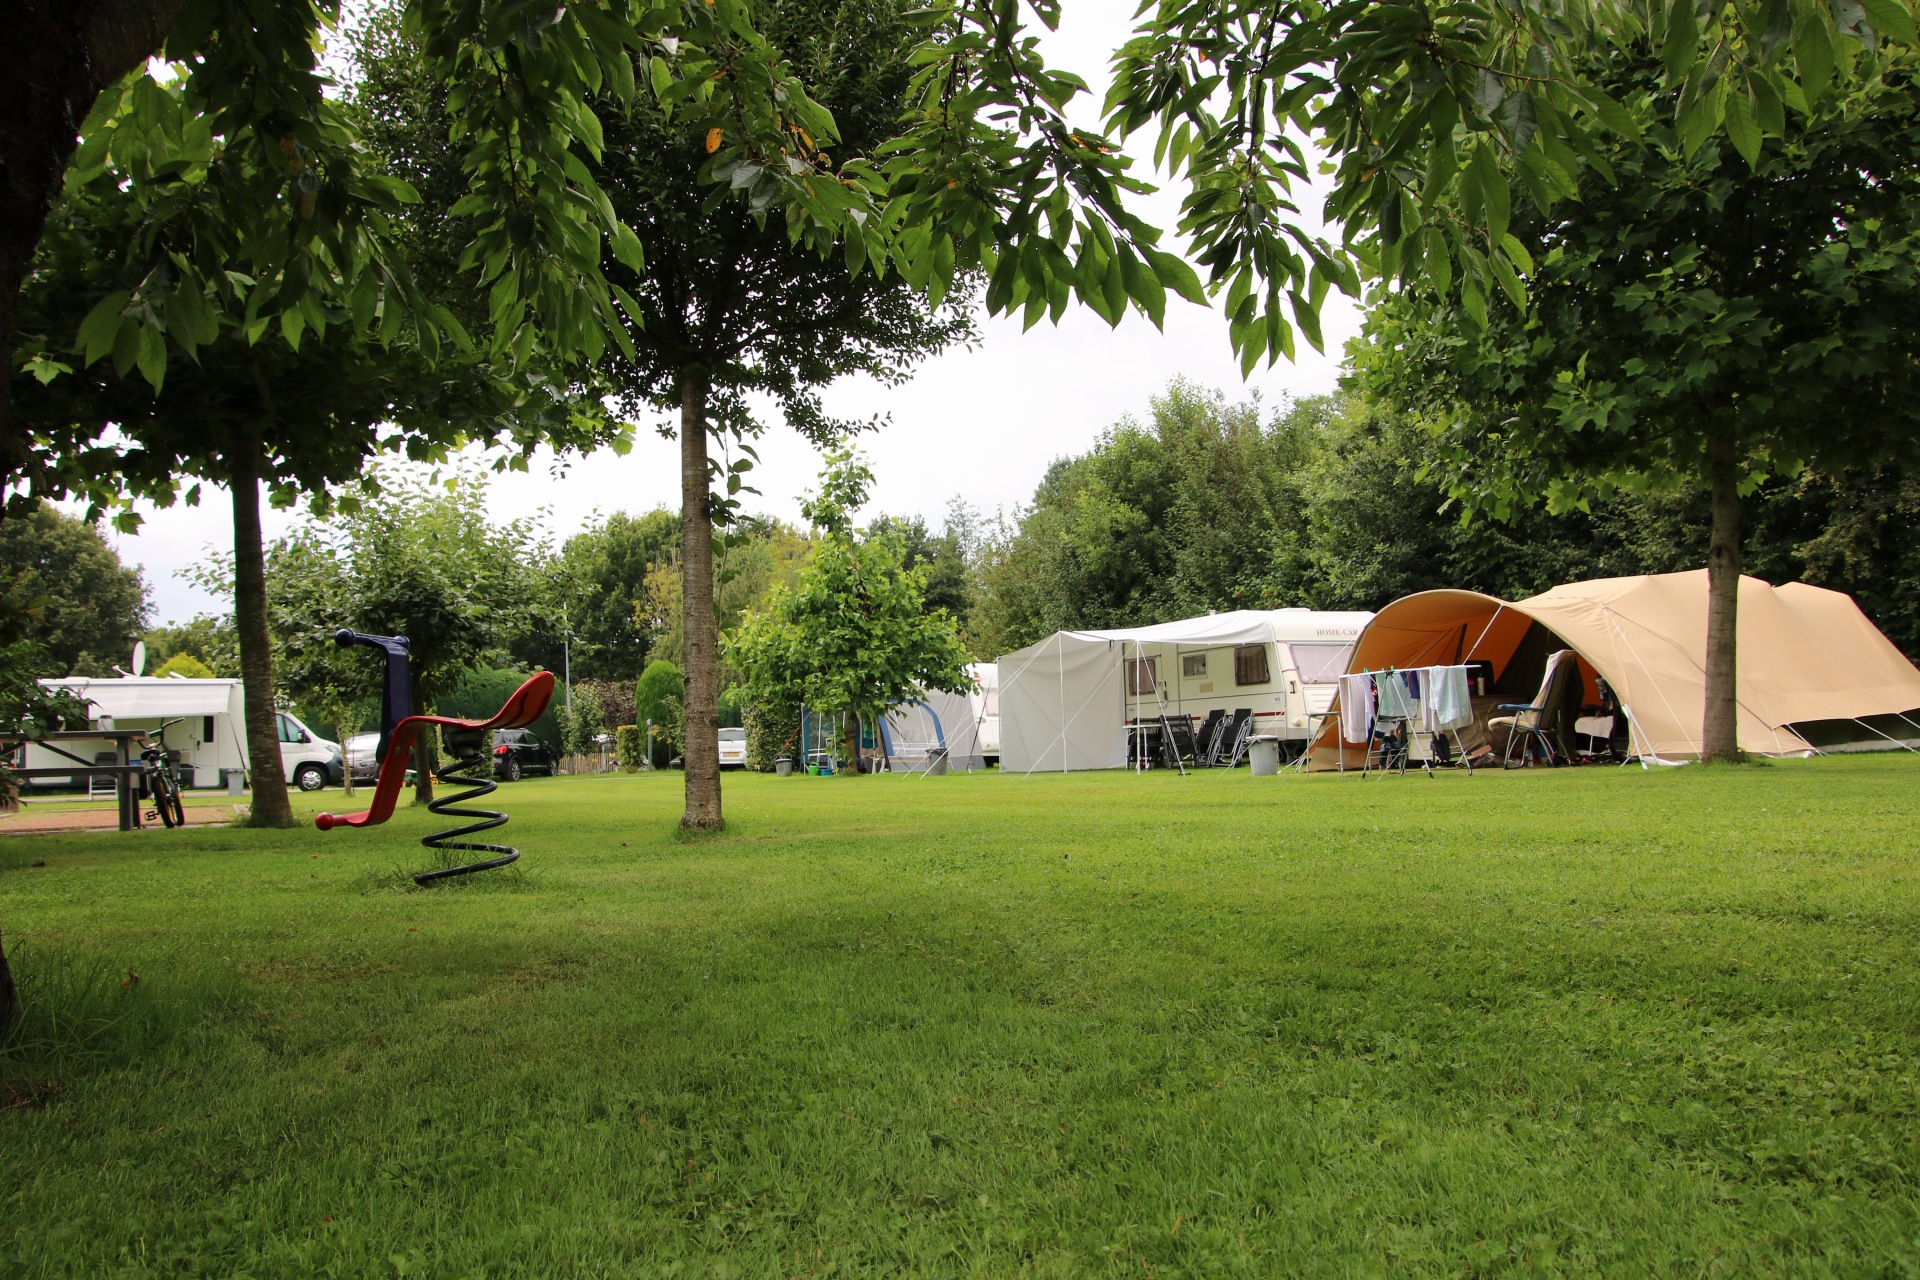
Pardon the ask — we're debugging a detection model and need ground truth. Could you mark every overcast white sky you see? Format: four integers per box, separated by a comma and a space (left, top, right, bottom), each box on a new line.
100, 5, 1361, 625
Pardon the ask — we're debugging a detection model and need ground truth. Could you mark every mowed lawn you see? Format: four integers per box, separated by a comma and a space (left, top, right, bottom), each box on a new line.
3, 758, 1918, 1277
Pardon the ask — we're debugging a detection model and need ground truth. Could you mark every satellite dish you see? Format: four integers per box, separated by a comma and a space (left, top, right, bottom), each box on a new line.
130, 640, 147, 677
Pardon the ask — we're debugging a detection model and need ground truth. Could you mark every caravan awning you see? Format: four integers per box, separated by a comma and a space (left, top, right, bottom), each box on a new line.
43, 677, 244, 719
1068, 608, 1376, 649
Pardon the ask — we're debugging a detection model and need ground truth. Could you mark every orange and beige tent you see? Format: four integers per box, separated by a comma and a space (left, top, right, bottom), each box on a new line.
1312, 571, 1920, 765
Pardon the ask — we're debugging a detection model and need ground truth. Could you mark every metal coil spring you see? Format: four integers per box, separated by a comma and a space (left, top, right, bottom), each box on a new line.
415, 754, 520, 886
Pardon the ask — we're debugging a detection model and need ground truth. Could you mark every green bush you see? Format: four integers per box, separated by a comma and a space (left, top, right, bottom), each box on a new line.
634, 660, 683, 768
614, 724, 643, 772
743, 702, 800, 773
152, 653, 214, 679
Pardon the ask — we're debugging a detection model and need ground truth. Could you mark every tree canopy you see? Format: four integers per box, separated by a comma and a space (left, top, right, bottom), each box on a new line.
0, 502, 150, 676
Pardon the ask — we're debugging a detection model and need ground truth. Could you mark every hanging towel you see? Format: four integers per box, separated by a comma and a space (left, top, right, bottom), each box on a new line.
1428, 664, 1473, 730
1337, 673, 1375, 744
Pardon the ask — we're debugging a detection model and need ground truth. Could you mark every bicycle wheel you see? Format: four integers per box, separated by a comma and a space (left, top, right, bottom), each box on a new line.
153, 772, 185, 828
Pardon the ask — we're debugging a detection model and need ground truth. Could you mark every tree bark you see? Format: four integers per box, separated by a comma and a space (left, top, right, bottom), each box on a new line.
231, 432, 297, 827
1702, 434, 1744, 763
409, 669, 435, 804
2, 0, 186, 490
0, 924, 16, 1033
678, 368, 723, 830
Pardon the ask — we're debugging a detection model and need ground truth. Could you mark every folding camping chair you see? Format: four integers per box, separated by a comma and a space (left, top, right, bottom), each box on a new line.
1218, 708, 1254, 768
1193, 709, 1226, 766
1489, 649, 1581, 768
1158, 714, 1199, 774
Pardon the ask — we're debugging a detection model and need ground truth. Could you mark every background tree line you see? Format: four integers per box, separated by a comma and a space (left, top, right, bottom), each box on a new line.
959, 379, 1920, 661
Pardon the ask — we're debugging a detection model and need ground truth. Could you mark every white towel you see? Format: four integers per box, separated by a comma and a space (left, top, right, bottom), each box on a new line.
1337, 673, 1374, 744
1427, 664, 1472, 730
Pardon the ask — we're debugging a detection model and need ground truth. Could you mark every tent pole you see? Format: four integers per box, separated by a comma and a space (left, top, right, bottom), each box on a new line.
1058, 632, 1067, 775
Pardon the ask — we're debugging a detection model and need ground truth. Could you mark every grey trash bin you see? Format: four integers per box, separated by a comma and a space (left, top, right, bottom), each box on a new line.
774, 757, 793, 777
927, 747, 949, 777
224, 768, 245, 796
1248, 737, 1281, 776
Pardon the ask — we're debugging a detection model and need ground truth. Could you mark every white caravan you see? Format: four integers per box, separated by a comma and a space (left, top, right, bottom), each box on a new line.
995, 608, 1375, 773
29, 676, 343, 790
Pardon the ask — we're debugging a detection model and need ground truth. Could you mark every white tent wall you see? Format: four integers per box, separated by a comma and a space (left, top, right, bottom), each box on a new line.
879, 686, 990, 771
29, 677, 249, 788
998, 633, 1128, 772
998, 610, 1374, 773
966, 662, 1000, 758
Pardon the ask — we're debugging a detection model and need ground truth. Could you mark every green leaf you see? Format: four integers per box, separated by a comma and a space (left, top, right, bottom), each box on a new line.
1470, 144, 1509, 246
77, 290, 130, 366
1795, 11, 1835, 100
609, 221, 646, 274
1724, 87, 1762, 168
1858, 0, 1917, 42
1663, 0, 1701, 82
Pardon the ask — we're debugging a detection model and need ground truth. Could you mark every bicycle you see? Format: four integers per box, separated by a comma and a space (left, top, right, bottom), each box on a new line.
138, 718, 187, 829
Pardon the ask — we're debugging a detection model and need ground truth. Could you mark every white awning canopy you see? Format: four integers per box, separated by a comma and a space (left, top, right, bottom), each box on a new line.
43, 676, 244, 719
1066, 608, 1375, 649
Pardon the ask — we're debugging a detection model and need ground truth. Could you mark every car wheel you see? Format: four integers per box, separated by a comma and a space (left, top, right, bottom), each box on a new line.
503, 757, 522, 782
293, 763, 326, 792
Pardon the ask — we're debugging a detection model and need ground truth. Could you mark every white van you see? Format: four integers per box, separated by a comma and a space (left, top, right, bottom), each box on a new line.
275, 711, 344, 791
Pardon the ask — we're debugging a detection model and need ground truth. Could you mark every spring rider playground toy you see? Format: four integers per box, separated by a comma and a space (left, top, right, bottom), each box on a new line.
315, 630, 555, 885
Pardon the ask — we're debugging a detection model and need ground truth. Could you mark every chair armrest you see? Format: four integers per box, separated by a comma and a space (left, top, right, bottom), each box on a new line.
1495, 703, 1539, 712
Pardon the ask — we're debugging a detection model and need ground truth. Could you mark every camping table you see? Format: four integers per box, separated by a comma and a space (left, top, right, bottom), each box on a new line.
0, 729, 150, 830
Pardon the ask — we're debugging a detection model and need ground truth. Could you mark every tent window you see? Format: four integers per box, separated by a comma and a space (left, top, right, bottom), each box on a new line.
1126, 657, 1158, 696
1234, 644, 1270, 686
982, 689, 999, 716
202, 716, 215, 743
1181, 653, 1207, 678
1291, 643, 1354, 684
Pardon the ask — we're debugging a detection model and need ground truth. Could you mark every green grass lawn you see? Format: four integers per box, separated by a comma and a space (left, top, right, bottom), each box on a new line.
3, 758, 1918, 1277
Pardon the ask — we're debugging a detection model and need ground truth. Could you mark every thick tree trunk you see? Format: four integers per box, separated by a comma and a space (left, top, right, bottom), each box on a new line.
409, 670, 435, 804
0, 924, 16, 1033
679, 369, 723, 830
2, 0, 186, 488
231, 435, 296, 827
1702, 436, 1744, 763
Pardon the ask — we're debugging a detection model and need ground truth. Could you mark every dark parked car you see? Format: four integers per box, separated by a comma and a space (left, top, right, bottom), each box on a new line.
491, 728, 558, 781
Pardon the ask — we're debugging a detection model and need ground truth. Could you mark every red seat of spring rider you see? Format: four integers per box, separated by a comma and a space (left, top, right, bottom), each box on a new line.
315, 671, 556, 832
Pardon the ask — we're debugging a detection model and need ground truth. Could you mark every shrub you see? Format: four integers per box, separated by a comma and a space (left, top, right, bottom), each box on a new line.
153, 653, 214, 679
743, 702, 800, 773
614, 724, 643, 772
633, 660, 683, 768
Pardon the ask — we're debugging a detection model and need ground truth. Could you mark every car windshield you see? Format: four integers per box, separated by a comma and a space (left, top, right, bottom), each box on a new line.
493, 730, 526, 745
718, 729, 746, 742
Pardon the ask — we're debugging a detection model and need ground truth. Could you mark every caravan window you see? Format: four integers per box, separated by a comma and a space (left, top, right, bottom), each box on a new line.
1125, 656, 1158, 696
1291, 643, 1355, 684
1181, 653, 1207, 678
1233, 644, 1270, 686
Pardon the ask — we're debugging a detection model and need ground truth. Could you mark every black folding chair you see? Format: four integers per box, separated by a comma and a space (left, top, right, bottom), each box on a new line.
1194, 710, 1226, 765
1158, 714, 1198, 773
1219, 709, 1254, 767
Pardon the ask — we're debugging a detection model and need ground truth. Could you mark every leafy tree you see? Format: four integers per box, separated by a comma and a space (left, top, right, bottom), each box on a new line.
515, 510, 680, 682
142, 616, 237, 678
0, 501, 150, 675
556, 683, 606, 770
152, 653, 215, 679
727, 452, 971, 765
13, 69, 618, 826
633, 660, 685, 769
1356, 53, 1920, 760
866, 515, 973, 620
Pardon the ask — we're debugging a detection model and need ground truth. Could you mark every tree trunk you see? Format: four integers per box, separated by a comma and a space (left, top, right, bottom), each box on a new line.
230, 434, 296, 827
409, 670, 435, 804
678, 369, 723, 830
0, 924, 16, 1033
1702, 435, 1744, 763
2, 0, 186, 489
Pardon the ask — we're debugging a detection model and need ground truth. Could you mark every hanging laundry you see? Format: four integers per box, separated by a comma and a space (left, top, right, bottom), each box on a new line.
1376, 670, 1419, 720
1427, 664, 1473, 730
1337, 672, 1375, 744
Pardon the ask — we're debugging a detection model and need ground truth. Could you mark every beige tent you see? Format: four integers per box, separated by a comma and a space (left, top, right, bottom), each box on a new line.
1312, 571, 1920, 765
